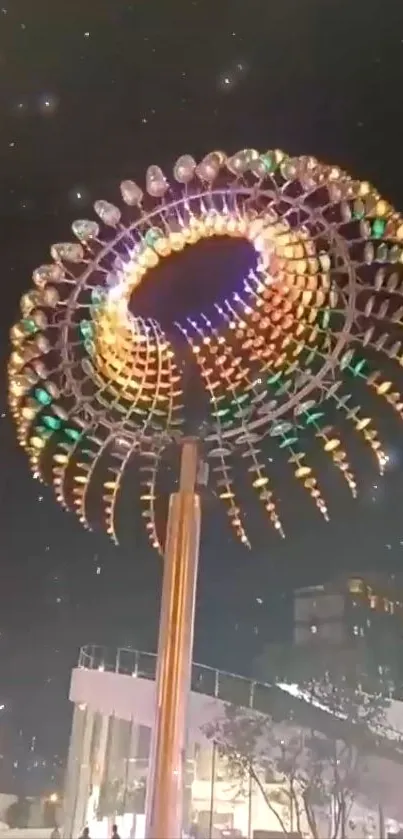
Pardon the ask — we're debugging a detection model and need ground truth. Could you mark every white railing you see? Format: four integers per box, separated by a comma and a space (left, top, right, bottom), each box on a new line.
77, 644, 403, 757
78, 644, 257, 708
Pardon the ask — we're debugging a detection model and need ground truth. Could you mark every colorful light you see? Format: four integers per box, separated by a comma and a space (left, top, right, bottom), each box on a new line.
7, 148, 403, 548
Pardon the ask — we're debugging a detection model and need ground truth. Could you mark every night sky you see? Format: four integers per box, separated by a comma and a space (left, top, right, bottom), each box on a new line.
2, 0, 403, 796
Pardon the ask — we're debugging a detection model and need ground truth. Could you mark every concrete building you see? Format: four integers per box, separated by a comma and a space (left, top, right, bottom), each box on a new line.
294, 573, 403, 671
62, 644, 403, 838
64, 647, 284, 839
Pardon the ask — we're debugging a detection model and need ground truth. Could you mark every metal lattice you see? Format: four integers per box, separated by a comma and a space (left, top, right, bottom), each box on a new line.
8, 148, 403, 549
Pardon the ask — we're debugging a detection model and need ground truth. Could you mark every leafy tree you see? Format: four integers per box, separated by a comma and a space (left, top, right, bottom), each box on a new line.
97, 777, 146, 818
6, 797, 30, 829
254, 638, 393, 717
205, 642, 391, 838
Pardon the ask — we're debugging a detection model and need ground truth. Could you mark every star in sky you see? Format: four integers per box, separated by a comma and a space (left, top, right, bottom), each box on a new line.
38, 93, 59, 115
217, 60, 249, 93
68, 185, 90, 206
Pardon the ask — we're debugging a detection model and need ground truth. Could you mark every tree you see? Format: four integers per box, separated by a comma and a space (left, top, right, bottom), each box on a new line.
204, 641, 392, 838
97, 776, 147, 818
6, 797, 30, 829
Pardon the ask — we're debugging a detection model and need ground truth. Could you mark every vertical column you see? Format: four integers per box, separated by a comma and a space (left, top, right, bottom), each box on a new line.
146, 440, 201, 839
86, 712, 110, 824
247, 768, 253, 839
70, 708, 96, 838
62, 704, 87, 839
208, 741, 216, 839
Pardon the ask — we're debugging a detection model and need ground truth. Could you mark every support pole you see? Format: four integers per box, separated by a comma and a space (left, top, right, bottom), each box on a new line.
146, 440, 201, 839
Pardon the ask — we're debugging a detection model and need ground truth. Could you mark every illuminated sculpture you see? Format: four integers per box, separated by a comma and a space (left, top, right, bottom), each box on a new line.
8, 148, 403, 836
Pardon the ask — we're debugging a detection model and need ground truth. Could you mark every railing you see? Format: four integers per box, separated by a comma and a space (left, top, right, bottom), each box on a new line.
78, 644, 258, 709
77, 644, 403, 758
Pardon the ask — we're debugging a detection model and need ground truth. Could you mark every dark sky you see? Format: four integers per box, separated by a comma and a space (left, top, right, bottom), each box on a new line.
1, 0, 403, 795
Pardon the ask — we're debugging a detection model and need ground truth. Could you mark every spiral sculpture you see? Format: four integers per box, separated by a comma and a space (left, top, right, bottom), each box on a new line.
8, 148, 403, 550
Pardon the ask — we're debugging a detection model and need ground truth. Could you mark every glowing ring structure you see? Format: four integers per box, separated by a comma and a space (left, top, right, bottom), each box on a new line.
8, 147, 403, 549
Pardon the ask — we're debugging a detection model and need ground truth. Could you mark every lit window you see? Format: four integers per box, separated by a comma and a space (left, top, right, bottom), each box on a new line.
349, 578, 364, 594
310, 622, 318, 634
369, 596, 377, 609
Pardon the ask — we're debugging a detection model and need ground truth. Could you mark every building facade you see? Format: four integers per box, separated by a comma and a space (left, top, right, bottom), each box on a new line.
294, 573, 403, 672
64, 647, 303, 839
63, 644, 403, 838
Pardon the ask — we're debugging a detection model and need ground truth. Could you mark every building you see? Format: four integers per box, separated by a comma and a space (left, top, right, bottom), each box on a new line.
64, 646, 290, 839
293, 573, 403, 702
295, 572, 403, 649
63, 644, 403, 838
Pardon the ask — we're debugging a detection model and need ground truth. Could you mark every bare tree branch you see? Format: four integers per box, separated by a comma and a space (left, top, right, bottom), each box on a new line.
204, 640, 392, 839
